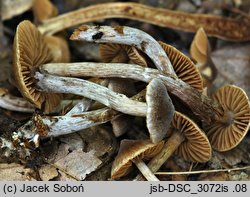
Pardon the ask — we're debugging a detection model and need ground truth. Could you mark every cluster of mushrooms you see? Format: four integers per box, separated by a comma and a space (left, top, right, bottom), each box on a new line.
0, 19, 249, 181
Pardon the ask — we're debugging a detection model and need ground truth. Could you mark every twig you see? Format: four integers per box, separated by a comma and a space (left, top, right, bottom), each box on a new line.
155, 166, 250, 175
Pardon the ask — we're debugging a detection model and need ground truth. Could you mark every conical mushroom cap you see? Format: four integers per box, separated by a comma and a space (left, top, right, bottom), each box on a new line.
204, 85, 250, 152
159, 41, 203, 91
174, 112, 212, 162
13, 20, 62, 113
190, 27, 208, 64
33, 0, 58, 22
111, 139, 164, 180
146, 78, 175, 143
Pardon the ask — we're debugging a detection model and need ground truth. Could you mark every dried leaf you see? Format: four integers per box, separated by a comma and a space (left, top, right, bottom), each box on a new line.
79, 126, 117, 158
39, 164, 58, 181
59, 133, 85, 151
0, 163, 35, 181
2, 0, 33, 20
54, 150, 102, 180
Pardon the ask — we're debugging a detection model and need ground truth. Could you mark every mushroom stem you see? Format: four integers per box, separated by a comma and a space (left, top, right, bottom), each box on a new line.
37, 2, 250, 41
147, 131, 184, 172
35, 72, 147, 117
15, 88, 148, 146
132, 157, 159, 181
134, 131, 185, 181
41, 62, 217, 123
15, 107, 119, 142
70, 25, 176, 76
0, 91, 35, 113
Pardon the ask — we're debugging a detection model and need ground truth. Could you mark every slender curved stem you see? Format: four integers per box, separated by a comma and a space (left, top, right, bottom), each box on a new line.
134, 131, 184, 181
35, 72, 147, 117
132, 157, 159, 181
38, 2, 250, 41
71, 25, 175, 76
41, 62, 218, 123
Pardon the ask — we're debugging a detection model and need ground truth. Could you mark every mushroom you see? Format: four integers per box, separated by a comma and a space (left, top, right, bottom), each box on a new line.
159, 41, 203, 91
190, 27, 217, 87
14, 89, 148, 148
111, 139, 164, 181
13, 20, 63, 113
100, 43, 147, 137
134, 112, 211, 180
203, 85, 250, 152
69, 24, 221, 123
12, 22, 174, 143
32, 0, 58, 23
36, 73, 174, 143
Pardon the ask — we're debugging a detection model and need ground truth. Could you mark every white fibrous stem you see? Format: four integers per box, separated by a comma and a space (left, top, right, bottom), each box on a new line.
15, 107, 119, 142
70, 25, 176, 76
132, 157, 159, 181
35, 72, 147, 117
41, 63, 217, 123
0, 92, 35, 113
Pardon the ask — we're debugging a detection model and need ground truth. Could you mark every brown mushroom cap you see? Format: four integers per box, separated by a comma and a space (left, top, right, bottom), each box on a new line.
190, 27, 209, 65
44, 35, 71, 63
159, 41, 203, 91
174, 112, 212, 162
33, 0, 58, 23
111, 139, 164, 180
99, 43, 147, 66
203, 85, 250, 152
146, 78, 175, 143
13, 20, 62, 113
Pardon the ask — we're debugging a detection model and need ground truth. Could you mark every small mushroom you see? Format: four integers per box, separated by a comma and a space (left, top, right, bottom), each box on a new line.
100, 43, 141, 137
32, 0, 58, 23
68, 24, 222, 123
190, 27, 217, 87
203, 85, 250, 152
111, 139, 164, 181
135, 112, 211, 180
159, 41, 203, 91
70, 25, 176, 76
13, 20, 63, 113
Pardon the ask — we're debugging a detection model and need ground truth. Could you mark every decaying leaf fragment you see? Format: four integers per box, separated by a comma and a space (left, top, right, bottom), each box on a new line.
0, 163, 35, 181
54, 150, 102, 180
